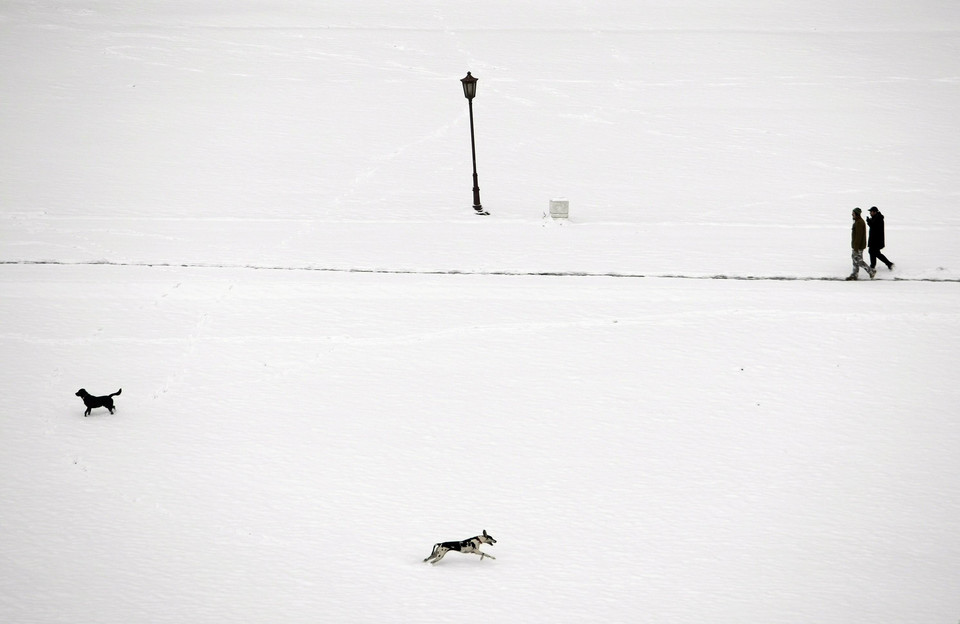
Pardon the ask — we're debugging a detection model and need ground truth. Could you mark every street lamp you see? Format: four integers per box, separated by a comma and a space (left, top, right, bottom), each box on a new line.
460, 71, 488, 215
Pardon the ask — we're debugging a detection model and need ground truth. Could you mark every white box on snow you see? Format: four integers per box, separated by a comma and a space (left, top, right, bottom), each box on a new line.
549, 198, 569, 219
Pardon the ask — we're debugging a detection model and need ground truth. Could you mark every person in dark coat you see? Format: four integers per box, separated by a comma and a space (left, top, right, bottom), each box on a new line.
866, 206, 894, 271
846, 207, 875, 280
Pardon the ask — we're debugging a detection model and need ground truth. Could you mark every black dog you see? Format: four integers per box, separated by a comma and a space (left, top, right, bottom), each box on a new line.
75, 388, 122, 417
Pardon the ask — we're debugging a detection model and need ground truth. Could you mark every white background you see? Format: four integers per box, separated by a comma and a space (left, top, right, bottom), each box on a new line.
2, 2, 959, 622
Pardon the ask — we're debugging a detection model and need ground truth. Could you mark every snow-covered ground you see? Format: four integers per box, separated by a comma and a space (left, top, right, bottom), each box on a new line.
2, 2, 959, 623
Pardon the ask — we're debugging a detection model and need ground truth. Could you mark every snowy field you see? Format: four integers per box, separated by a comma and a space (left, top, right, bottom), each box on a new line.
2, 1, 960, 623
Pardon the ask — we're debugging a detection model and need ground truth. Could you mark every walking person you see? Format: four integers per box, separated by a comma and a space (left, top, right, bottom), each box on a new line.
846, 207, 876, 280
866, 206, 894, 271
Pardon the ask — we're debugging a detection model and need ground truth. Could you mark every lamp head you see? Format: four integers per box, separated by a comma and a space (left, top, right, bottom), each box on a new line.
461, 72, 478, 99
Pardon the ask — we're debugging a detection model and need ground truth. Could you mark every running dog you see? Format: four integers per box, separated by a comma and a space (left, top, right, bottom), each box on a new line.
75, 388, 122, 417
423, 530, 497, 564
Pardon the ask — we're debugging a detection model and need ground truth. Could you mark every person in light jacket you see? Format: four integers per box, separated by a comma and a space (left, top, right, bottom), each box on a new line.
846, 207, 875, 280
866, 206, 894, 271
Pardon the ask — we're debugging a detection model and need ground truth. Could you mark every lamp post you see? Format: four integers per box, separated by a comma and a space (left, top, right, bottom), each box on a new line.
460, 71, 488, 215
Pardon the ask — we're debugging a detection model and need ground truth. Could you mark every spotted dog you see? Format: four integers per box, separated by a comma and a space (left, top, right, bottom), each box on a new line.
423, 530, 497, 564
75, 388, 122, 417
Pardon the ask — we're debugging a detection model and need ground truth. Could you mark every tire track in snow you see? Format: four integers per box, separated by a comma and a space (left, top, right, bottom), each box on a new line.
2, 259, 958, 282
